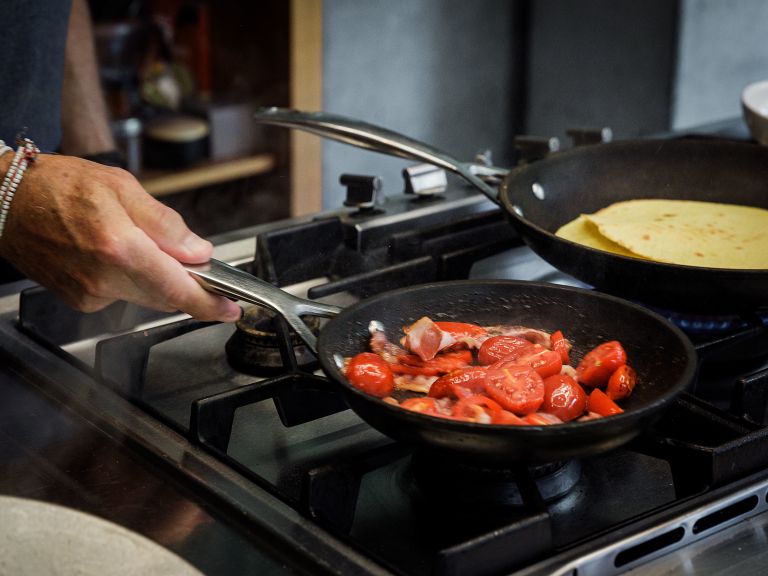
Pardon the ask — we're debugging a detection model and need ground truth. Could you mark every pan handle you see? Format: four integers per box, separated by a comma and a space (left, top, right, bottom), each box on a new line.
184, 258, 341, 354
252, 107, 501, 204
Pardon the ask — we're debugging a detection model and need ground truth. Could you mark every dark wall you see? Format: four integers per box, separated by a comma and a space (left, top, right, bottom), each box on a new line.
524, 0, 679, 142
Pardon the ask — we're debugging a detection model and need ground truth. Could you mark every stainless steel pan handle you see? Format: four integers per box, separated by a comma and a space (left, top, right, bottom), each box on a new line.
184, 258, 341, 354
252, 107, 502, 203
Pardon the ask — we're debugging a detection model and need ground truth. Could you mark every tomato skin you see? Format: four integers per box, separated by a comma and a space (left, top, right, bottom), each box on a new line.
345, 353, 395, 397
400, 397, 442, 415
541, 374, 587, 422
512, 348, 563, 379
606, 364, 637, 401
452, 394, 503, 423
428, 366, 488, 398
587, 388, 624, 416
551, 330, 571, 364
576, 341, 628, 388
478, 336, 535, 365
483, 365, 544, 415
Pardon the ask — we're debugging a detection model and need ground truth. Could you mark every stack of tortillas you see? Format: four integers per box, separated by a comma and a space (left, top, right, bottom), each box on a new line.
555, 199, 768, 269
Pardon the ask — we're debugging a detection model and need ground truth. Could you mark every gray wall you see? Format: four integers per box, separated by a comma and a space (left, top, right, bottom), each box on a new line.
320, 0, 768, 209
321, 0, 520, 209
672, 0, 768, 128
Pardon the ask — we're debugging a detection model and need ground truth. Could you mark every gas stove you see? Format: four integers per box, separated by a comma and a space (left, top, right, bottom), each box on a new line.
1, 118, 768, 576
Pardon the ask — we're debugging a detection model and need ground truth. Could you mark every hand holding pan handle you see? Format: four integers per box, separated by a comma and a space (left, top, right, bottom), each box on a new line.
252, 107, 503, 203
184, 258, 341, 354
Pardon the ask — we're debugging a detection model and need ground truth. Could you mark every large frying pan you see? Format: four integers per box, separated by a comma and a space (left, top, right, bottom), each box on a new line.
251, 109, 768, 313
185, 259, 696, 467
499, 139, 768, 313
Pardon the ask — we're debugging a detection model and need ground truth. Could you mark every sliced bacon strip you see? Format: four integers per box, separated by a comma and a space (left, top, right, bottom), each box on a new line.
402, 317, 456, 361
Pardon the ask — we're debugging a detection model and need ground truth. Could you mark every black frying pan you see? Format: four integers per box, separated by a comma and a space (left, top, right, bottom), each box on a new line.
498, 138, 768, 313
185, 260, 697, 466
251, 109, 768, 314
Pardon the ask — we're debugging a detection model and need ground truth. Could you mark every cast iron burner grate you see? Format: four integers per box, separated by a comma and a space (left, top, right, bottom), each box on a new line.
410, 452, 581, 507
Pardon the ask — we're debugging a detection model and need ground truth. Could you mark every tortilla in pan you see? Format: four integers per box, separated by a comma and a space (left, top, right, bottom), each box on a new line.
556, 199, 768, 269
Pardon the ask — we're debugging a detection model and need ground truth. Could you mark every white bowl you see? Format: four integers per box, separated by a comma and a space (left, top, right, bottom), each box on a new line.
742, 80, 768, 145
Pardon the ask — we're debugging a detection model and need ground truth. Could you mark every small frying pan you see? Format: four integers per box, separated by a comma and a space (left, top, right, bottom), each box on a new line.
185, 259, 696, 466
251, 108, 768, 313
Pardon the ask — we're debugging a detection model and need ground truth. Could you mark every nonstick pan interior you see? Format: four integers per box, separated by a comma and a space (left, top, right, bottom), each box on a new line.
317, 280, 697, 467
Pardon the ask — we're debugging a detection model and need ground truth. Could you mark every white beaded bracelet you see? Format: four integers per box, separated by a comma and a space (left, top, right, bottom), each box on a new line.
0, 138, 39, 239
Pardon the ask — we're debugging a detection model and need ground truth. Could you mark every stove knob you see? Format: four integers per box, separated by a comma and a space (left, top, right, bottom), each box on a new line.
567, 127, 613, 147
341, 174, 382, 210
513, 135, 560, 164
402, 163, 448, 196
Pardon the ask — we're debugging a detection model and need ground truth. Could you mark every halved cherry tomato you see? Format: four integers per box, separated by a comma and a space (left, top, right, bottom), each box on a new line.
428, 366, 488, 398
587, 388, 624, 416
478, 335, 535, 365
541, 374, 587, 422
345, 352, 395, 397
576, 341, 628, 388
606, 364, 637, 401
484, 365, 544, 415
511, 348, 563, 379
434, 321, 487, 340
551, 330, 570, 364
452, 394, 503, 423
400, 397, 442, 415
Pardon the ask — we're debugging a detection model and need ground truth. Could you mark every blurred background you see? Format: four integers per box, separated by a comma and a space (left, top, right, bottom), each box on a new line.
88, 0, 768, 235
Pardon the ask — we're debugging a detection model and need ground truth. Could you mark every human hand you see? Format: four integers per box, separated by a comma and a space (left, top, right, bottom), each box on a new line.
0, 154, 242, 322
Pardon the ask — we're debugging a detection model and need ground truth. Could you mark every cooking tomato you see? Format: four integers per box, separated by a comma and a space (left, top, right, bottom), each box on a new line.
576, 341, 628, 388
587, 388, 624, 416
541, 374, 587, 422
478, 335, 535, 365
606, 364, 637, 401
428, 366, 488, 398
510, 348, 563, 379
551, 330, 570, 364
400, 397, 442, 415
484, 365, 544, 415
433, 321, 487, 340
345, 352, 395, 397
452, 394, 503, 423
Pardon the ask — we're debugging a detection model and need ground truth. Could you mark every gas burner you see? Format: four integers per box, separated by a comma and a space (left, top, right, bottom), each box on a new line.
646, 306, 768, 338
225, 305, 320, 376
410, 451, 581, 507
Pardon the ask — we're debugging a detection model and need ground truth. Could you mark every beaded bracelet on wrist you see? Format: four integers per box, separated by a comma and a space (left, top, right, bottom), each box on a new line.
0, 137, 39, 239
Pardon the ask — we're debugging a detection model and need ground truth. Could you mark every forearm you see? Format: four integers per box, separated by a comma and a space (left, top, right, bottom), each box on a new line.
59, 0, 115, 156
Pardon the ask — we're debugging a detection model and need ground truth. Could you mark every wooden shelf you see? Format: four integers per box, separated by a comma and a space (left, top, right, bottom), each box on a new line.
139, 153, 276, 197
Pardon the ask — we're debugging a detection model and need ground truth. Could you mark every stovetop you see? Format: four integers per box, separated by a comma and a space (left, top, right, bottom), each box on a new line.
2, 116, 768, 576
